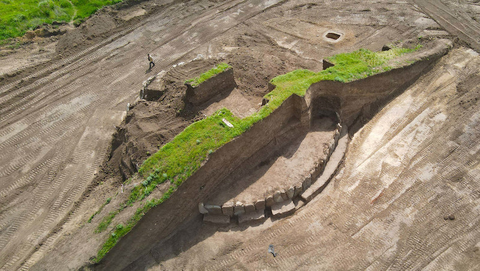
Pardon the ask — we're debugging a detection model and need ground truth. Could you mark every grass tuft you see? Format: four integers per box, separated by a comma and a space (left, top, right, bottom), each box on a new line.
87, 197, 112, 223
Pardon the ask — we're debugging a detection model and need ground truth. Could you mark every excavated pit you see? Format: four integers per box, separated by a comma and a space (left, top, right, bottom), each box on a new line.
95, 39, 452, 270
326, 32, 341, 40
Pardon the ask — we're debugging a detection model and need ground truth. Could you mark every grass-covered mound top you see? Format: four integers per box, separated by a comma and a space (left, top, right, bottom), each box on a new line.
0, 0, 122, 42
185, 62, 231, 87
94, 46, 420, 262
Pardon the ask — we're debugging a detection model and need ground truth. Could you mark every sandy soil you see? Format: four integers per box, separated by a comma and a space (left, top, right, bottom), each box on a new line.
0, 0, 478, 270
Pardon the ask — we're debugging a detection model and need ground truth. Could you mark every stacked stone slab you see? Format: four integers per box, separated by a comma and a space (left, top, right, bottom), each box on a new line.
198, 123, 345, 224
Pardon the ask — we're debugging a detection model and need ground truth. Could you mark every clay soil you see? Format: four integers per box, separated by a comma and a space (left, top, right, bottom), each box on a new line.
0, 0, 479, 270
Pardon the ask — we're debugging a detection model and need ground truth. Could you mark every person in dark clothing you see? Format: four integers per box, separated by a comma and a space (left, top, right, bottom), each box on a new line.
148, 54, 155, 69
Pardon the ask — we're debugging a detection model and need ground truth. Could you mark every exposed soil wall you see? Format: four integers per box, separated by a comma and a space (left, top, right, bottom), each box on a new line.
96, 94, 309, 270
185, 68, 237, 106
306, 43, 450, 131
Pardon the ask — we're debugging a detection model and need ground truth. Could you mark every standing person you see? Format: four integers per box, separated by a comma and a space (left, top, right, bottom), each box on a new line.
148, 54, 155, 69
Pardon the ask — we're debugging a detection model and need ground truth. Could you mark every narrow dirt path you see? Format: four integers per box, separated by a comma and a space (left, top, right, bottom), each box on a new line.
67, 0, 78, 27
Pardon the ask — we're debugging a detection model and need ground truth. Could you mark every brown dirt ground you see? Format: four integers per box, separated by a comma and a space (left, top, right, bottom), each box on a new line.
0, 0, 479, 270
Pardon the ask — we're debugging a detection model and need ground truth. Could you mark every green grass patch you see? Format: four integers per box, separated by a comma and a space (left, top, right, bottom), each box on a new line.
0, 0, 122, 41
185, 62, 231, 87
88, 197, 112, 223
95, 209, 120, 233
93, 46, 421, 262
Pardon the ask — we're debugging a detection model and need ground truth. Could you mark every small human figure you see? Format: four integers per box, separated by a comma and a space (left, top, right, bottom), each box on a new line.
148, 54, 155, 69
268, 244, 277, 257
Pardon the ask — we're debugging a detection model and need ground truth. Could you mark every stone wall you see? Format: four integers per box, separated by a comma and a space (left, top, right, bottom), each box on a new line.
199, 123, 344, 223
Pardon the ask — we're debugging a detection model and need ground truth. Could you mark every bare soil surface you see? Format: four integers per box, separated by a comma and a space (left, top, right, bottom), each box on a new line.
0, 0, 478, 270
414, 0, 480, 51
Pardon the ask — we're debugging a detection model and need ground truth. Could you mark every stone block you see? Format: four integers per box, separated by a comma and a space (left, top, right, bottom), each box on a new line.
254, 199, 266, 210
286, 186, 295, 199
271, 200, 296, 217
266, 195, 275, 207
273, 191, 283, 203
222, 202, 234, 216
302, 176, 312, 190
234, 202, 245, 216
294, 183, 303, 197
295, 199, 305, 210
244, 202, 255, 213
198, 203, 208, 214
281, 190, 289, 201
238, 210, 265, 224
205, 204, 222, 215
203, 214, 230, 225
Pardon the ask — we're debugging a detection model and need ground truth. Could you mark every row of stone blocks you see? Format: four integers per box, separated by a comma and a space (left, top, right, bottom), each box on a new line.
201, 123, 343, 224
199, 161, 324, 225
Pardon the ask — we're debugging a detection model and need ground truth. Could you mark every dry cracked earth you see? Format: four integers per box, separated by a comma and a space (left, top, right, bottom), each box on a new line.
1, 0, 480, 270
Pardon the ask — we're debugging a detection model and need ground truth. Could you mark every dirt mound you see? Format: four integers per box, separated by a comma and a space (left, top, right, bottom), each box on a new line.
107, 74, 192, 182
56, 13, 118, 55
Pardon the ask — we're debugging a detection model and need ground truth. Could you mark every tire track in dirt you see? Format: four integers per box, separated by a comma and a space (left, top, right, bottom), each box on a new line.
414, 0, 480, 51
0, 102, 103, 269
0, 159, 67, 256
20, 140, 112, 271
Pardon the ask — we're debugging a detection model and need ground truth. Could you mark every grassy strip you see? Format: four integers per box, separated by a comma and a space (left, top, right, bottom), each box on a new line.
95, 209, 119, 233
93, 46, 420, 262
185, 63, 231, 87
88, 197, 112, 223
0, 0, 122, 41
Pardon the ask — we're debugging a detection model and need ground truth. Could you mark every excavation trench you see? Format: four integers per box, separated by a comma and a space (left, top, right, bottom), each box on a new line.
95, 39, 451, 270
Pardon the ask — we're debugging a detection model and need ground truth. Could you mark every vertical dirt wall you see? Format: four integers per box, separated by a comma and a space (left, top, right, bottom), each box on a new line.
305, 49, 447, 130
185, 68, 237, 106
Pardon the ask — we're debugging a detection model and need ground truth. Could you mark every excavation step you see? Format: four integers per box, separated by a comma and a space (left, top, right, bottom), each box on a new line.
301, 125, 348, 202
203, 214, 230, 225
238, 209, 265, 224
271, 199, 296, 217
